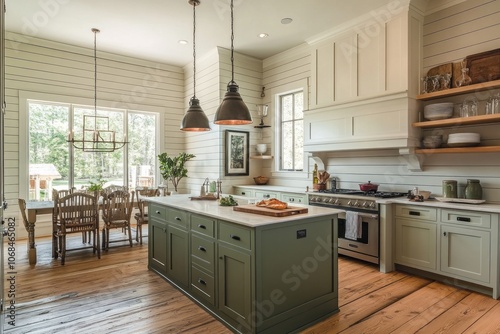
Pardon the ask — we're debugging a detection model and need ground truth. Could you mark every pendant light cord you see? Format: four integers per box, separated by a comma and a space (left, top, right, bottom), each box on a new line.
92, 28, 99, 132
230, 0, 234, 84
192, 2, 197, 99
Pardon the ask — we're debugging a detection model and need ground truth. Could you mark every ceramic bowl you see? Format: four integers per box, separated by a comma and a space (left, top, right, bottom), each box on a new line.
418, 190, 431, 199
422, 135, 442, 148
424, 103, 454, 120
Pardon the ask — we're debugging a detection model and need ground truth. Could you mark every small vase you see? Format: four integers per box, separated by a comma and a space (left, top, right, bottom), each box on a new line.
464, 179, 482, 200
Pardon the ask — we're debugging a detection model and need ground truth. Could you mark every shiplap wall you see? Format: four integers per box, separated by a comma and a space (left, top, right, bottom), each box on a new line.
4, 32, 185, 236
260, 0, 500, 202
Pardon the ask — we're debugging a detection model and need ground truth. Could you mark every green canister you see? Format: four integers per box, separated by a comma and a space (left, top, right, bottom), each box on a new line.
465, 179, 482, 200
442, 180, 457, 198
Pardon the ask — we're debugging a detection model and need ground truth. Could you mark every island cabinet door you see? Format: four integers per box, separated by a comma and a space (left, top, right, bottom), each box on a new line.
217, 244, 252, 331
166, 225, 189, 288
149, 220, 168, 275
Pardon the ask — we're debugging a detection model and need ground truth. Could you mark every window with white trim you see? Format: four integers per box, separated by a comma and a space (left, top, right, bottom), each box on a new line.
278, 90, 304, 171
27, 99, 158, 200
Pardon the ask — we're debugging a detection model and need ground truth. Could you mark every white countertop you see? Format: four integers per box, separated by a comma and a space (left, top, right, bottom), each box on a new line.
146, 195, 342, 228
378, 197, 500, 213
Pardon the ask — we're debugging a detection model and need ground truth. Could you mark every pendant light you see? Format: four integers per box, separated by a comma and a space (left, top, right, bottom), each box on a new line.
67, 28, 128, 152
213, 0, 252, 125
180, 0, 211, 131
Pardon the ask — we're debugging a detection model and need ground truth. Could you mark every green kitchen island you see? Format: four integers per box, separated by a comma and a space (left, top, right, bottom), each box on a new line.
146, 195, 341, 334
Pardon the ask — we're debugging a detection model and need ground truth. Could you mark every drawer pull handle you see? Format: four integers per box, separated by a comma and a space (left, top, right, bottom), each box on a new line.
175, 217, 181, 221
198, 278, 206, 286
230, 234, 241, 241
155, 210, 161, 214
264, 194, 270, 198
409, 211, 420, 216
457, 217, 471, 222
198, 246, 206, 252
242, 192, 246, 195
198, 224, 206, 229
443, 231, 447, 237
348, 243, 359, 248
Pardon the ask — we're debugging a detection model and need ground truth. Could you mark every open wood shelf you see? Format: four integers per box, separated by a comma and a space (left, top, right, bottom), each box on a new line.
250, 155, 273, 160
415, 146, 500, 154
413, 114, 500, 128
416, 79, 500, 101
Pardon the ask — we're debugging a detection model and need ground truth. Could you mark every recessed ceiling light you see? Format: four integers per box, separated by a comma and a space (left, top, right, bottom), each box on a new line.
258, 33, 269, 38
281, 17, 293, 24
178, 40, 188, 45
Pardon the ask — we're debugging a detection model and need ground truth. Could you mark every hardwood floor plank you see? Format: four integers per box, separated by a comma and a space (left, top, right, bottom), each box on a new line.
301, 276, 432, 333
4, 235, 500, 334
415, 293, 498, 333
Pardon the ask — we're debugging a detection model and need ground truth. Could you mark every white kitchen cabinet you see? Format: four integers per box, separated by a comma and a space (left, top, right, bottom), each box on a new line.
280, 192, 307, 204
254, 190, 279, 200
233, 187, 255, 198
395, 205, 437, 270
394, 204, 499, 298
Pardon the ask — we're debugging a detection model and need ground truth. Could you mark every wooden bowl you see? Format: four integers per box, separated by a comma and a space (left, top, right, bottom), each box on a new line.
253, 176, 269, 185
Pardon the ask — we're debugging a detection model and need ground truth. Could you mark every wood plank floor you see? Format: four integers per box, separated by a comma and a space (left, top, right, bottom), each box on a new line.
3, 231, 500, 334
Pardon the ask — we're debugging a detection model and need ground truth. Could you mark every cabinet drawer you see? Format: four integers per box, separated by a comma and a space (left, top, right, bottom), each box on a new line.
167, 207, 188, 228
218, 221, 252, 250
191, 266, 215, 305
234, 188, 255, 197
441, 209, 491, 229
255, 191, 279, 199
191, 214, 215, 237
280, 192, 306, 204
395, 205, 437, 221
191, 234, 215, 273
149, 204, 167, 222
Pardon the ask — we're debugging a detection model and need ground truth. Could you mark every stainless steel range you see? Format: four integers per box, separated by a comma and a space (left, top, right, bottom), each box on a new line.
308, 189, 407, 265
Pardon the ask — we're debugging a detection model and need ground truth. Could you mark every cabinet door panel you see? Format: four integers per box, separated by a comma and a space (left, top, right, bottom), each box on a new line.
358, 27, 385, 97
395, 219, 437, 270
440, 225, 490, 283
218, 244, 251, 328
335, 34, 357, 101
149, 220, 167, 274
311, 42, 335, 107
167, 225, 189, 287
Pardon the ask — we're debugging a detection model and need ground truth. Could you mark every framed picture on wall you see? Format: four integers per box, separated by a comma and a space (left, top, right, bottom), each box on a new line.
225, 130, 249, 176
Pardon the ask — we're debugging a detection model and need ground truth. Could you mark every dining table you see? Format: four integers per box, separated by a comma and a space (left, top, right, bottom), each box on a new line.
25, 200, 55, 265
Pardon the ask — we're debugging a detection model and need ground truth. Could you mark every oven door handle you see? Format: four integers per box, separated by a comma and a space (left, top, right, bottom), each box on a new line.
343, 212, 378, 219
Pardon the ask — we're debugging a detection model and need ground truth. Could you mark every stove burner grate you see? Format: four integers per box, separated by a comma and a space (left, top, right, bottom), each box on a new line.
319, 188, 407, 198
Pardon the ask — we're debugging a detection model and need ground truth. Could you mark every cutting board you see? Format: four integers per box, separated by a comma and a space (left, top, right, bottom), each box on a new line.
233, 204, 308, 217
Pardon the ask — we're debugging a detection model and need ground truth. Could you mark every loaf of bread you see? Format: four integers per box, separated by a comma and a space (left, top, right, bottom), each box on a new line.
256, 198, 288, 210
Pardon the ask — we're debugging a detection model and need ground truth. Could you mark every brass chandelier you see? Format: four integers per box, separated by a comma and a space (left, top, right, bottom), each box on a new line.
67, 28, 128, 152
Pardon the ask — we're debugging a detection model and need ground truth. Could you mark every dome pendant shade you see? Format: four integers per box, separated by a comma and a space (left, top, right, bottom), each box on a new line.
181, 97, 211, 131
214, 81, 252, 125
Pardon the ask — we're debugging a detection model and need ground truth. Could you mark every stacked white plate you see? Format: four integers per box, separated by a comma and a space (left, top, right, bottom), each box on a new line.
447, 133, 480, 147
424, 102, 454, 120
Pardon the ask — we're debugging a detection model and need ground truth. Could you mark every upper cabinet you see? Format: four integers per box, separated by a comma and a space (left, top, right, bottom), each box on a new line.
305, 7, 423, 153
310, 11, 409, 109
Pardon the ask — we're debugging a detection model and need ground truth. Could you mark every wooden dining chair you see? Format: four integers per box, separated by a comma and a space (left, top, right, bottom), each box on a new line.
54, 192, 101, 265
18, 198, 35, 257
134, 187, 159, 245
101, 190, 135, 250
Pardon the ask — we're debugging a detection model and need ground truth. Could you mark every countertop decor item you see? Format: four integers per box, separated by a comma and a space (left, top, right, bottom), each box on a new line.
465, 179, 482, 200
359, 181, 379, 192
158, 152, 195, 192
442, 180, 457, 198
253, 176, 269, 185
180, 0, 210, 131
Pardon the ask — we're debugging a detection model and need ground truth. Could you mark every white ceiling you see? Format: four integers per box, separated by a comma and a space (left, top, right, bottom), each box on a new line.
5, 0, 406, 67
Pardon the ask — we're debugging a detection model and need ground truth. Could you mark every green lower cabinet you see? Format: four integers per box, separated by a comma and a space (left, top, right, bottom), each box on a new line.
149, 219, 168, 275
167, 225, 189, 288
217, 243, 252, 332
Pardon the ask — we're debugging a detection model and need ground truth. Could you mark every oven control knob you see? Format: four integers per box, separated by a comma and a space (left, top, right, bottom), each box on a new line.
353, 200, 360, 207
334, 199, 340, 205
328, 198, 336, 204
347, 200, 353, 206
369, 202, 376, 209
362, 201, 368, 208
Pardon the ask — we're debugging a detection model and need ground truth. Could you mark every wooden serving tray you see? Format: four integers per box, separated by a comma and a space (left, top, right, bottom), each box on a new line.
189, 196, 218, 201
233, 204, 308, 217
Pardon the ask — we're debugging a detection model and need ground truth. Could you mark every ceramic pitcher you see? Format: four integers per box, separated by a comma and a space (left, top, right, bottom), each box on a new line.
442, 180, 457, 198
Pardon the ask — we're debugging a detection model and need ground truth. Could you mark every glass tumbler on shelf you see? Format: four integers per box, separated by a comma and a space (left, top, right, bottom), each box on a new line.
486, 94, 500, 114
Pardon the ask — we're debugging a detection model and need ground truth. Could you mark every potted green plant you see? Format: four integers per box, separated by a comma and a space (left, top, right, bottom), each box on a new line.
158, 152, 195, 193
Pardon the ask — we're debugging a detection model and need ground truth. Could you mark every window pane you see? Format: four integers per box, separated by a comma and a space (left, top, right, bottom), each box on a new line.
282, 95, 293, 121
128, 112, 157, 188
294, 121, 304, 170
281, 122, 293, 169
294, 93, 304, 119
29, 102, 69, 200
